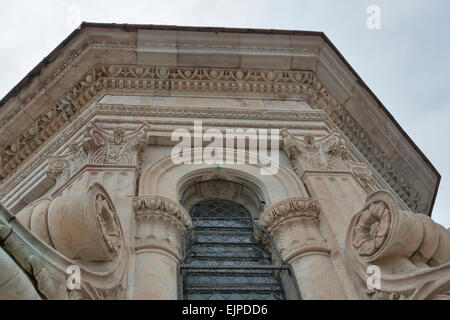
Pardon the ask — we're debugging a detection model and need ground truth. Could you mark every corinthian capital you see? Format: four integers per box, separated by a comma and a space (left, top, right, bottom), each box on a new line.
259, 198, 328, 261
280, 129, 349, 174
48, 121, 150, 188
280, 129, 380, 191
133, 197, 192, 260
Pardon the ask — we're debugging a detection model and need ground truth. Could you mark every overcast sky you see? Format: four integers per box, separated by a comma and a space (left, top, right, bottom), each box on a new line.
0, 0, 449, 227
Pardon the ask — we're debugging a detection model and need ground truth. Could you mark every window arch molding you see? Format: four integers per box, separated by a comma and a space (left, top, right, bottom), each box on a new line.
138, 148, 308, 211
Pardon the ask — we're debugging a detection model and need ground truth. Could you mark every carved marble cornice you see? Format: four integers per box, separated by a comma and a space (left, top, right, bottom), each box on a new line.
47, 121, 150, 189
133, 196, 192, 260
0, 63, 425, 213
259, 197, 328, 261
281, 128, 381, 194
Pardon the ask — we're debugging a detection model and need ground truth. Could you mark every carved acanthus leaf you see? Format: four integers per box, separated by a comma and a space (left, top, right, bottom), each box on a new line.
281, 128, 382, 193
259, 197, 320, 232
133, 196, 192, 259
47, 121, 150, 187
281, 129, 351, 172
259, 198, 327, 259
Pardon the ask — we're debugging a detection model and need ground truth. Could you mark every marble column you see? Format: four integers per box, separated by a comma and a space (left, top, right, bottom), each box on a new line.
259, 197, 346, 299
132, 196, 192, 300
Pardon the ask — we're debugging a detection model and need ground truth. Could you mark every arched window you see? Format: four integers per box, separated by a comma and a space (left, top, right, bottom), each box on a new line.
181, 199, 286, 300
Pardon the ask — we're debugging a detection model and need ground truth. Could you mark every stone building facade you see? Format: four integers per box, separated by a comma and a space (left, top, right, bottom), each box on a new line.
0, 23, 448, 300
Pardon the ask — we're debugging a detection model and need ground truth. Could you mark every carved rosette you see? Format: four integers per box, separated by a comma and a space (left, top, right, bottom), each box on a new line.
352, 197, 392, 258
259, 198, 329, 261
280, 128, 380, 192
346, 190, 450, 300
47, 121, 150, 188
351, 191, 450, 265
133, 196, 192, 260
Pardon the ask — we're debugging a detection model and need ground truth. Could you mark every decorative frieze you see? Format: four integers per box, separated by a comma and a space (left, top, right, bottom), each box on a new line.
0, 65, 340, 185
0, 63, 427, 213
0, 107, 70, 180
47, 121, 150, 189
0, 106, 328, 201
133, 196, 192, 260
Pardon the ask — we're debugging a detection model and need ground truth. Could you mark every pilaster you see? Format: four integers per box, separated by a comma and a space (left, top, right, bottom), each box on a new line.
280, 129, 381, 299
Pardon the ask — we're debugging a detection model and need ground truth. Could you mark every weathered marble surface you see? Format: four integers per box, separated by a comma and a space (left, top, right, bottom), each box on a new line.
0, 25, 446, 300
